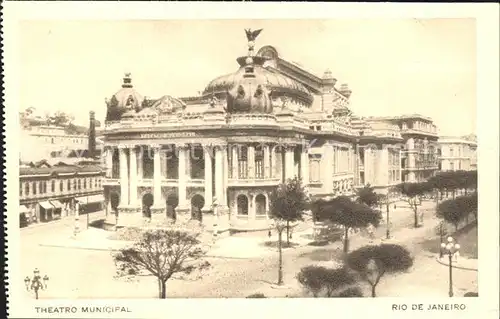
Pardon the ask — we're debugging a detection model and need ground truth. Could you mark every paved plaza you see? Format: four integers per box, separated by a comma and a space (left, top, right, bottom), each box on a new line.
18, 202, 478, 299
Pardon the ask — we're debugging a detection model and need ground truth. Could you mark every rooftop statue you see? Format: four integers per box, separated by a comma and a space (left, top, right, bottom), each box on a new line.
245, 28, 263, 53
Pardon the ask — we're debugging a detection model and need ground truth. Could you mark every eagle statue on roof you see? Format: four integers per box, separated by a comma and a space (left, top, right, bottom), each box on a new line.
245, 28, 263, 52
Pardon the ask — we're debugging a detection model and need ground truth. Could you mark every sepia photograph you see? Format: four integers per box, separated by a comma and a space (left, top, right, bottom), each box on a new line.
3, 3, 499, 319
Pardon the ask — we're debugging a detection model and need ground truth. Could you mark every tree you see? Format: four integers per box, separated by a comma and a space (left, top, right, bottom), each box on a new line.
436, 199, 465, 231
113, 228, 210, 299
356, 184, 379, 207
345, 244, 414, 297
437, 194, 478, 230
394, 182, 431, 228
313, 196, 382, 253
269, 177, 309, 285
296, 265, 360, 297
49, 111, 74, 127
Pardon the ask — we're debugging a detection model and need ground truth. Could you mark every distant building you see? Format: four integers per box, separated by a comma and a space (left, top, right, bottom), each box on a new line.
438, 135, 477, 171
19, 160, 105, 227
19, 111, 103, 162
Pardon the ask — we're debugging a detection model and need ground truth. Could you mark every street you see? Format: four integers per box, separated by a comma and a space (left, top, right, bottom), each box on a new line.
18, 202, 477, 299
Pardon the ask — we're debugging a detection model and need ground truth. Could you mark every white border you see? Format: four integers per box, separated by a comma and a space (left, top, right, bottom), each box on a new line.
3, 2, 499, 319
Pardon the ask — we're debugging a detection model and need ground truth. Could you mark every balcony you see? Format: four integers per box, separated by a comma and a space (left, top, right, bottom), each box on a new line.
228, 177, 281, 187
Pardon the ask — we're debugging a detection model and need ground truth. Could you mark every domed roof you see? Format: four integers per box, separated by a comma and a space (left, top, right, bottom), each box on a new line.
105, 73, 144, 121
203, 59, 313, 106
107, 74, 144, 108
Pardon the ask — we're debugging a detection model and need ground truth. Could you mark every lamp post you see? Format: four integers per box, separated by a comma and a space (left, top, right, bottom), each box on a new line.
385, 201, 390, 239
440, 236, 460, 297
24, 268, 49, 299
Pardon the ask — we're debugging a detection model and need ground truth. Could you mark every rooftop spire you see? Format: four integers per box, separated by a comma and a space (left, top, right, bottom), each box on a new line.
122, 72, 133, 88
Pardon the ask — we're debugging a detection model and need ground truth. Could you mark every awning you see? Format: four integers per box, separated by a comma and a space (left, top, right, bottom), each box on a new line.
19, 205, 30, 214
49, 200, 63, 209
39, 201, 53, 210
76, 194, 105, 204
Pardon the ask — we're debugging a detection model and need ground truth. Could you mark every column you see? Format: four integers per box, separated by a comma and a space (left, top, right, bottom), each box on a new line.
223, 148, 229, 205
177, 145, 189, 211
231, 145, 238, 179
118, 146, 129, 207
263, 145, 271, 178
129, 146, 138, 207
215, 146, 225, 206
202, 147, 213, 212
153, 145, 163, 208
137, 148, 144, 180
248, 144, 255, 179
323, 143, 334, 193
300, 148, 309, 185
215, 146, 229, 231
271, 146, 277, 178
377, 146, 389, 186
285, 146, 295, 180
160, 150, 167, 179
105, 147, 113, 178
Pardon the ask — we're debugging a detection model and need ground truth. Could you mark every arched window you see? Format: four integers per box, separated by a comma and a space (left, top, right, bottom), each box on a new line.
39, 182, 43, 194
67, 179, 71, 191
60, 180, 63, 192
78, 179, 81, 190
51, 180, 55, 193
83, 179, 87, 189
33, 182, 37, 195
309, 158, 320, 182
25, 183, 30, 196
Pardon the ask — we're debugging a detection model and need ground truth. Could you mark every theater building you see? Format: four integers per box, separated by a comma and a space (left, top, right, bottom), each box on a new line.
101, 31, 434, 231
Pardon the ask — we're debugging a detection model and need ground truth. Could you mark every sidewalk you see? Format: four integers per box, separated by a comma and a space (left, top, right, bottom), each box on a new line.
21, 210, 108, 232
436, 256, 478, 271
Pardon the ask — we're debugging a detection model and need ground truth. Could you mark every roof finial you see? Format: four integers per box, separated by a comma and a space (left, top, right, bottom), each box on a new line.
122, 73, 133, 88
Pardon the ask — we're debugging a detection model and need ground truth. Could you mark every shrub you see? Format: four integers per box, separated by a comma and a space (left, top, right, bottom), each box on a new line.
296, 265, 358, 297
246, 293, 266, 298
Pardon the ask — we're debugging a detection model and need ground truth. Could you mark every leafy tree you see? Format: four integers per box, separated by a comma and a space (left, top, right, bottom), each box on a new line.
437, 194, 478, 230
296, 266, 359, 297
269, 177, 309, 285
356, 184, 379, 207
436, 199, 465, 231
313, 196, 382, 252
49, 111, 74, 127
394, 182, 431, 228
113, 228, 210, 299
337, 286, 364, 297
345, 244, 414, 297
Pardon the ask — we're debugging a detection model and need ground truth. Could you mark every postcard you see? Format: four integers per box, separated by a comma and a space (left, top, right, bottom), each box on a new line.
2, 2, 499, 319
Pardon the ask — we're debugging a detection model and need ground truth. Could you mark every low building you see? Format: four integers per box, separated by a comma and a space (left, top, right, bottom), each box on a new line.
19, 160, 105, 227
438, 135, 477, 171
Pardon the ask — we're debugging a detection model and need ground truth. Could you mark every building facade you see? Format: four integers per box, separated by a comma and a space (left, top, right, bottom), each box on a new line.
102, 31, 439, 231
19, 161, 105, 227
438, 135, 477, 171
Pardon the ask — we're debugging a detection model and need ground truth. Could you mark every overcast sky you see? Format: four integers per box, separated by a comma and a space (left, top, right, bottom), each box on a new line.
19, 19, 476, 136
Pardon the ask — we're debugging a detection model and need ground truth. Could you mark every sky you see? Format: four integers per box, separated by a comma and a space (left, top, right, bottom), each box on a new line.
18, 19, 476, 136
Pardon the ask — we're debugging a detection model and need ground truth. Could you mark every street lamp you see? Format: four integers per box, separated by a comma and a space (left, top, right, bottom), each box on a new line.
24, 268, 49, 299
440, 236, 460, 297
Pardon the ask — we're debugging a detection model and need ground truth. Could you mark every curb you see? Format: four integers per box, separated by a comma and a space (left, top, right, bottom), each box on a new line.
435, 257, 478, 272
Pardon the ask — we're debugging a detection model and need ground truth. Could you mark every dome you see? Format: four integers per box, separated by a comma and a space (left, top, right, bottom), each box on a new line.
202, 60, 313, 107
226, 69, 273, 114
106, 73, 144, 121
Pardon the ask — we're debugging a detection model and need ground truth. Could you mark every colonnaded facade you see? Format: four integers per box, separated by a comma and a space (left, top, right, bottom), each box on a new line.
102, 30, 439, 231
